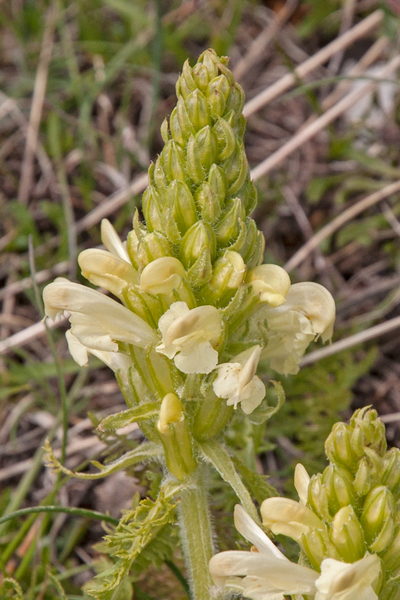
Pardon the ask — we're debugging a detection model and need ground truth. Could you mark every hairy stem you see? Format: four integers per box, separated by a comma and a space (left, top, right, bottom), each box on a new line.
178, 466, 215, 600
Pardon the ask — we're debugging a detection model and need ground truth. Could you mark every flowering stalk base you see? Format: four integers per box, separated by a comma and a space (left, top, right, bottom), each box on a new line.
178, 466, 215, 600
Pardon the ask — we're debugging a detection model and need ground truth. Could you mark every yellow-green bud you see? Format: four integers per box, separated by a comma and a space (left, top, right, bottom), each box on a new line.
239, 219, 265, 269
187, 249, 213, 288
194, 125, 218, 170
350, 407, 387, 458
216, 198, 246, 247
213, 118, 236, 165
236, 178, 258, 216
157, 393, 197, 481
381, 524, 400, 573
225, 82, 245, 120
166, 180, 198, 235
200, 49, 220, 79
353, 456, 374, 497
223, 142, 248, 196
192, 62, 210, 91
330, 505, 365, 562
382, 448, 400, 496
207, 75, 230, 118
322, 465, 356, 517
186, 134, 205, 184
170, 98, 195, 145
176, 59, 196, 99
194, 181, 221, 223
360, 486, 395, 552
185, 89, 210, 131
201, 251, 245, 306
153, 156, 168, 190
180, 220, 216, 269
325, 422, 359, 472
137, 231, 172, 268
208, 164, 227, 208
142, 186, 163, 232
161, 140, 186, 184
301, 528, 336, 571
307, 474, 331, 521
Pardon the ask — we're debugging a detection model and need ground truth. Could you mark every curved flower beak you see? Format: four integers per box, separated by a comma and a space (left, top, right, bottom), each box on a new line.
78, 248, 138, 296
261, 497, 325, 543
247, 264, 291, 307
139, 257, 186, 296
101, 218, 130, 261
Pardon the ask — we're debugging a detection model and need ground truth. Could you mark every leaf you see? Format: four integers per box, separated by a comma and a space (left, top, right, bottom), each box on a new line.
0, 578, 23, 599
43, 439, 163, 480
231, 454, 278, 504
85, 484, 183, 599
197, 440, 260, 524
246, 380, 285, 425
97, 403, 160, 431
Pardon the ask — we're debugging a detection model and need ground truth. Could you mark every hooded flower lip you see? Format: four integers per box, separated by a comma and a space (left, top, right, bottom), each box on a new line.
155, 301, 222, 374
78, 248, 138, 296
100, 218, 130, 261
315, 554, 381, 600
43, 278, 158, 353
139, 257, 186, 296
260, 281, 336, 375
261, 497, 325, 543
247, 264, 291, 307
213, 345, 265, 414
209, 505, 319, 600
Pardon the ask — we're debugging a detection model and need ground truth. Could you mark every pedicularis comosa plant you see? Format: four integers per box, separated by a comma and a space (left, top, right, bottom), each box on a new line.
42, 51, 397, 600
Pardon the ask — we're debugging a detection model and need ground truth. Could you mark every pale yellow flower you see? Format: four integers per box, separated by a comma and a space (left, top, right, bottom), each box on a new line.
213, 345, 265, 414
261, 497, 325, 543
100, 218, 130, 261
247, 264, 291, 307
139, 257, 186, 295
315, 554, 381, 600
156, 301, 222, 374
78, 248, 138, 296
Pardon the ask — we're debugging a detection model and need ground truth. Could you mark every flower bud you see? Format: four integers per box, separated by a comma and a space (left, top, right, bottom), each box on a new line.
225, 82, 245, 120
360, 486, 395, 552
222, 142, 248, 196
185, 89, 210, 131
235, 178, 258, 216
350, 407, 387, 458
194, 125, 218, 171
382, 448, 400, 496
135, 231, 173, 268
160, 117, 170, 143
201, 251, 245, 306
161, 140, 186, 183
187, 249, 213, 288
176, 59, 196, 99
153, 156, 168, 190
170, 98, 195, 145
322, 465, 356, 517
142, 186, 163, 232
307, 474, 331, 521
180, 221, 216, 269
215, 198, 246, 247
239, 219, 265, 269
208, 164, 227, 208
213, 116, 236, 162
302, 528, 336, 571
166, 180, 198, 235
139, 257, 186, 296
194, 181, 221, 223
157, 393, 197, 481
200, 49, 219, 80
186, 134, 205, 184
353, 456, 374, 497
247, 264, 290, 307
192, 62, 209, 91
330, 506, 365, 562
325, 423, 359, 472
207, 75, 230, 118
381, 524, 400, 572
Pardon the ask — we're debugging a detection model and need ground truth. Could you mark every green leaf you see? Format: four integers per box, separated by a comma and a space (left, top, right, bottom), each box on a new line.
197, 440, 260, 524
43, 439, 163, 480
97, 403, 160, 431
0, 577, 23, 599
231, 454, 278, 504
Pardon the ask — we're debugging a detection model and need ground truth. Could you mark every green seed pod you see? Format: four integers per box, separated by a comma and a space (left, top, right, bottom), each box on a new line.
307, 473, 331, 522
322, 465, 356, 517
180, 220, 217, 269
213, 116, 236, 161
382, 448, 400, 496
330, 505, 366, 562
186, 134, 205, 184
208, 164, 228, 208
194, 125, 218, 171
360, 486, 395, 552
142, 186, 163, 232
166, 180, 198, 235
185, 89, 210, 131
194, 181, 221, 223
215, 198, 246, 247
325, 422, 359, 472
162, 140, 186, 183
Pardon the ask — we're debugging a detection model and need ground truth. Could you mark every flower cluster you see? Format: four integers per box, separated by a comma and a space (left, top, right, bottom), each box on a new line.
210, 408, 400, 600
43, 50, 335, 478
